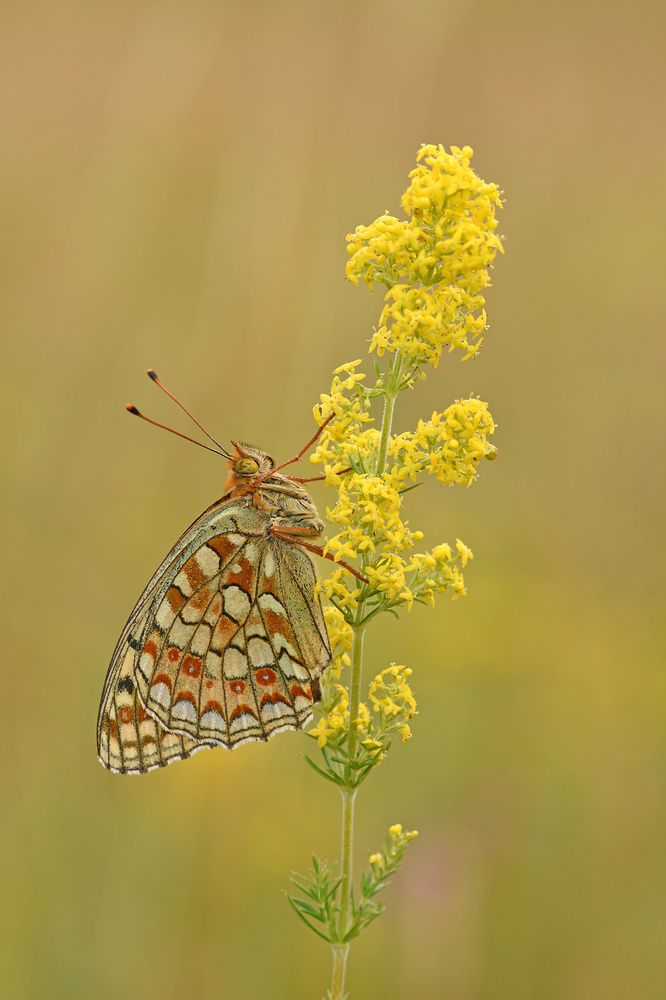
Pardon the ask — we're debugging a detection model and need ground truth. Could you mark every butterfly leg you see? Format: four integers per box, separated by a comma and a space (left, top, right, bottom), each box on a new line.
285, 467, 352, 484
269, 524, 369, 584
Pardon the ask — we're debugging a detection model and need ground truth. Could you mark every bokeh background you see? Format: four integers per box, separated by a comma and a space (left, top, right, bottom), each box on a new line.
2, 1, 665, 998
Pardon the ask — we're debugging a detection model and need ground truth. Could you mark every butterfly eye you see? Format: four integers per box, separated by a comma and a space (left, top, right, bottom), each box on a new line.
235, 458, 259, 476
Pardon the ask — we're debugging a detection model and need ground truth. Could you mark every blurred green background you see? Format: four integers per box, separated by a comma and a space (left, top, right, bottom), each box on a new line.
1, 1, 665, 998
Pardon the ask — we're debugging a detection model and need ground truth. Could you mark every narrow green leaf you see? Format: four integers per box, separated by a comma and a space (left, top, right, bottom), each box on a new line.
365, 880, 389, 896
397, 481, 423, 496
289, 878, 319, 900
286, 896, 333, 942
302, 754, 343, 785
293, 900, 324, 919
324, 877, 343, 901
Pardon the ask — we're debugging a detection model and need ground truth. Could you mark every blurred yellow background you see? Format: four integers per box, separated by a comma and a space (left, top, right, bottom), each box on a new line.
1, 1, 665, 998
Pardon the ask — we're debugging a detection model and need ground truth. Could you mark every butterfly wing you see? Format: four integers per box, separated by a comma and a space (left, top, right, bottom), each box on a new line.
98, 497, 332, 771
134, 514, 331, 748
97, 612, 216, 773
97, 498, 251, 773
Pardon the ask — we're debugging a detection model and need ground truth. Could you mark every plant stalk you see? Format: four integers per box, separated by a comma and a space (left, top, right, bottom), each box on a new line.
375, 353, 405, 477
346, 624, 365, 759
330, 783, 355, 998
330, 943, 349, 999
328, 361, 402, 1000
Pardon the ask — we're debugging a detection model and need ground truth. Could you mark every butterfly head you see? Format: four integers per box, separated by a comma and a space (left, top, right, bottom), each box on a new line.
224, 441, 275, 491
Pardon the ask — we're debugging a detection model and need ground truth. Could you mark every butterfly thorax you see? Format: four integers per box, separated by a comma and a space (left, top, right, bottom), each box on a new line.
224, 479, 324, 537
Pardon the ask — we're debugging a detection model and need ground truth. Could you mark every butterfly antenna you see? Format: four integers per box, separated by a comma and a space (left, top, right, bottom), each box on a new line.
146, 369, 230, 457
126, 405, 228, 457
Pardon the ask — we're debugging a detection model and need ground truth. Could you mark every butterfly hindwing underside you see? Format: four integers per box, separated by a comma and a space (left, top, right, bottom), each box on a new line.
97, 446, 332, 775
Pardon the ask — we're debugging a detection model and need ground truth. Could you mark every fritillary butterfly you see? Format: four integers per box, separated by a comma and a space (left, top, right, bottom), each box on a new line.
97, 370, 356, 775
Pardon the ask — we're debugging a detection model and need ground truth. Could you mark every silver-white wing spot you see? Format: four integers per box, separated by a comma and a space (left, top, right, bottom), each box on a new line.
196, 545, 221, 576
258, 593, 287, 616
150, 681, 172, 709
224, 532, 246, 546
200, 708, 227, 734
172, 699, 197, 723
273, 633, 299, 659
263, 549, 276, 578
261, 699, 293, 723
223, 585, 251, 621
156, 602, 177, 631
229, 711, 259, 734
173, 570, 194, 597
278, 651, 309, 681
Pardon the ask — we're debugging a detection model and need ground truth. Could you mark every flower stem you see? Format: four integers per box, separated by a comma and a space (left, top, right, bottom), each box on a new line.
330, 783, 356, 998
332, 627, 363, 989
346, 624, 365, 759
376, 353, 405, 476
376, 392, 396, 479
329, 362, 403, 999
330, 944, 349, 999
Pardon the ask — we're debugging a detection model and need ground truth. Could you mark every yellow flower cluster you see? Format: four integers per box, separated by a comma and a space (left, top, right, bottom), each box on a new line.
321, 605, 353, 680
345, 216, 426, 290
309, 684, 349, 748
346, 144, 503, 365
307, 145, 502, 771
368, 824, 419, 870
389, 398, 497, 485
402, 144, 500, 245
312, 367, 495, 491
327, 475, 422, 552
367, 665, 417, 744
372, 283, 487, 364
295, 145, 503, 971
311, 665, 417, 753
309, 365, 493, 616
310, 360, 381, 479
408, 540, 472, 603
309, 682, 372, 749
321, 471, 426, 608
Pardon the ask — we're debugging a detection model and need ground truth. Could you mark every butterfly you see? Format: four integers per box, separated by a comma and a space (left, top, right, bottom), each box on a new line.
97, 370, 361, 775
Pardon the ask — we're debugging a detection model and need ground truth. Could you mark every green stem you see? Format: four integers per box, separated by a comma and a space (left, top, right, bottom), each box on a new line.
330, 944, 349, 999
330, 784, 355, 998
328, 358, 402, 1000
346, 624, 365, 759
375, 353, 405, 476
376, 392, 397, 479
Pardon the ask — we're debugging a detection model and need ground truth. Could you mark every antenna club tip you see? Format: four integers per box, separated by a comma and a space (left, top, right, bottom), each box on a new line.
126, 404, 140, 415
147, 369, 158, 381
